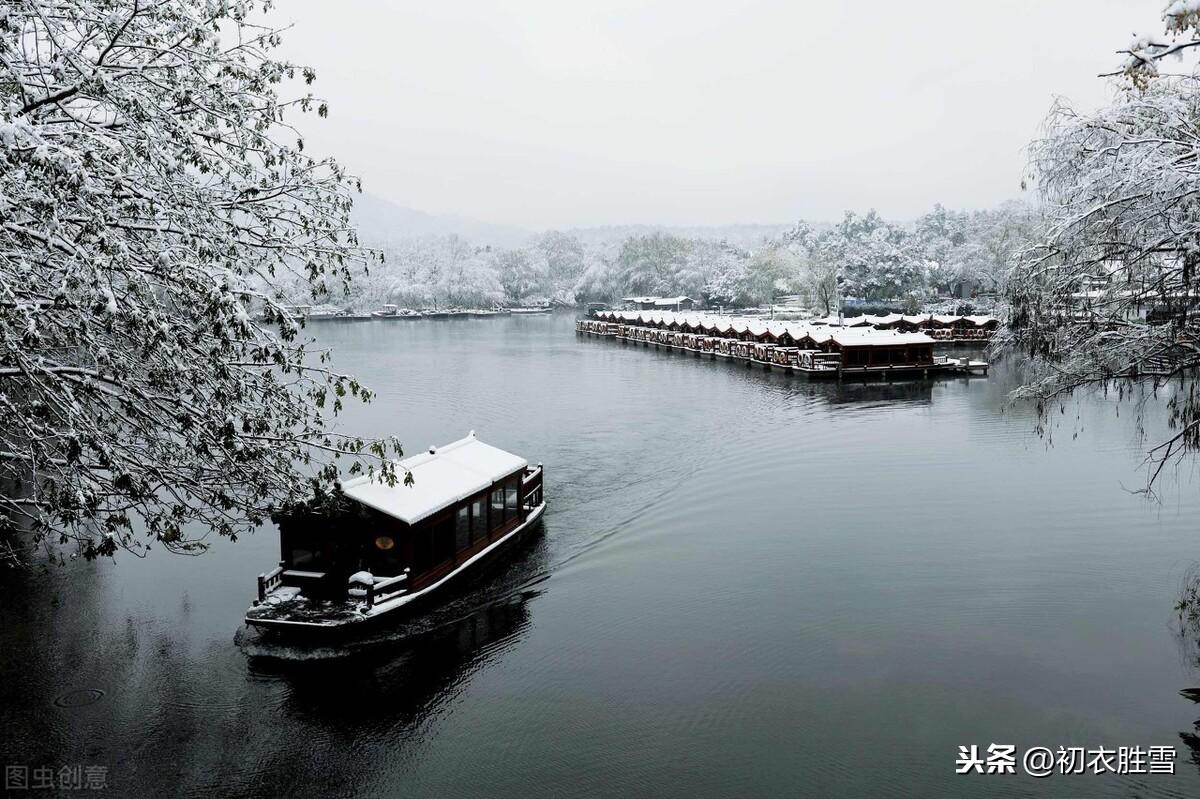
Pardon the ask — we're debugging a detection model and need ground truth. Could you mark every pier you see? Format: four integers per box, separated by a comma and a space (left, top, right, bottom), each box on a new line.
576, 310, 989, 379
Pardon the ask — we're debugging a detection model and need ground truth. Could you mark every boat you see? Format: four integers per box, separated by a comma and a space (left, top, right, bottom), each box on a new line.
509, 304, 552, 315
244, 432, 545, 636
299, 303, 353, 321
373, 305, 423, 319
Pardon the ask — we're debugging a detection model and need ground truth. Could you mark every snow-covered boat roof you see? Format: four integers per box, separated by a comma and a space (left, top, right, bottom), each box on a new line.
340, 433, 527, 525
831, 331, 935, 347
596, 309, 998, 331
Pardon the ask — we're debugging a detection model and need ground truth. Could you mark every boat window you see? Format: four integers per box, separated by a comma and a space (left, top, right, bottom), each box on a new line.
505, 481, 519, 515
291, 547, 317, 568
471, 498, 487, 543
455, 506, 471, 552
491, 486, 507, 528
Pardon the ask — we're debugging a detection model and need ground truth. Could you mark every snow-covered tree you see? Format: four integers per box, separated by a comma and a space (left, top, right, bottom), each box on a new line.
698, 241, 749, 308
493, 248, 537, 304
740, 245, 798, 305
0, 0, 402, 562
1003, 1, 1200, 489
572, 242, 622, 302
535, 231, 585, 304
801, 249, 840, 314
914, 204, 969, 293
913, 203, 1037, 297
814, 211, 922, 302
617, 233, 693, 296
437, 236, 502, 307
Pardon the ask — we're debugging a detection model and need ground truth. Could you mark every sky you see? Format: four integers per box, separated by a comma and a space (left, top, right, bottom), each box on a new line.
270, 0, 1163, 230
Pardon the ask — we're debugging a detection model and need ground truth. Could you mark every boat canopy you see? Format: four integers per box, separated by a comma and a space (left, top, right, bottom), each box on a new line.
831, 331, 934, 347
340, 432, 527, 525
596, 309, 998, 332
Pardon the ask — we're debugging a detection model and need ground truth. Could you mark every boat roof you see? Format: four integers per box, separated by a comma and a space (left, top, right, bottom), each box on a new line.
340, 432, 527, 524
594, 308, 999, 333
832, 331, 934, 347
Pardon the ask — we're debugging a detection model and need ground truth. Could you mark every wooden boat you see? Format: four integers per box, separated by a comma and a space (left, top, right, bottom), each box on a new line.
372, 305, 423, 319
245, 433, 545, 636
509, 305, 552, 315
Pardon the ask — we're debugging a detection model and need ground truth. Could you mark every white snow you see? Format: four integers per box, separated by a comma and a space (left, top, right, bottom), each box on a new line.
340, 432, 527, 524
99, 286, 117, 315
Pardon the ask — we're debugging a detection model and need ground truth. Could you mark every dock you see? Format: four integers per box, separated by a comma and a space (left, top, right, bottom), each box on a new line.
576, 310, 989, 379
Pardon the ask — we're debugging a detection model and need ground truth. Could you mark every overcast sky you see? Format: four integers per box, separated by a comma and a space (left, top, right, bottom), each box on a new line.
272, 0, 1161, 230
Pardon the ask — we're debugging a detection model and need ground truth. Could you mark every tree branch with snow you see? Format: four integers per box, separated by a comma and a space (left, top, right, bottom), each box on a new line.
0, 0, 402, 563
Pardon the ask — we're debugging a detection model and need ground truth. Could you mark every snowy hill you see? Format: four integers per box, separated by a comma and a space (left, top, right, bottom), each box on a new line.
351, 192, 801, 251
351, 192, 534, 248
566, 223, 795, 250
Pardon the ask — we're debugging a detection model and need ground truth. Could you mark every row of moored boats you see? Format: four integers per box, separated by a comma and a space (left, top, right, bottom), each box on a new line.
272, 304, 555, 321
578, 310, 992, 377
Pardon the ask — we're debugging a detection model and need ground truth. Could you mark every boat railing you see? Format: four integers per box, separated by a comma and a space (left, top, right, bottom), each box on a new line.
257, 563, 284, 602
361, 571, 410, 608
350, 571, 409, 608
523, 463, 544, 508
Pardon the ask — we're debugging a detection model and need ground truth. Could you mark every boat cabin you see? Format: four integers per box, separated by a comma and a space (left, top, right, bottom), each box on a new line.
830, 333, 935, 368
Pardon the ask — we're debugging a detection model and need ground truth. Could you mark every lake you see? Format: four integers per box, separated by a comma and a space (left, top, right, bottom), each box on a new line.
4, 313, 1200, 798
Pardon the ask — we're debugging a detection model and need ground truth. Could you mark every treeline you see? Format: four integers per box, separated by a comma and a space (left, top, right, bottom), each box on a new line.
311, 201, 1038, 311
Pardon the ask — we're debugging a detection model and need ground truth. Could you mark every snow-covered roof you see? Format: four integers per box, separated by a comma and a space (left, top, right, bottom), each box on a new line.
601, 308, 999, 335
832, 331, 934, 347
340, 433, 527, 525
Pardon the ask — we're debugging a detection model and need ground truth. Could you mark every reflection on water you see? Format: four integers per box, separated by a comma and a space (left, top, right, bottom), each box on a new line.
4, 314, 1200, 798
257, 592, 536, 720
234, 594, 539, 798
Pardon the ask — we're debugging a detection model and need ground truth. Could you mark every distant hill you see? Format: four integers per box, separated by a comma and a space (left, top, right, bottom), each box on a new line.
566, 223, 796, 250
350, 192, 800, 250
351, 192, 534, 248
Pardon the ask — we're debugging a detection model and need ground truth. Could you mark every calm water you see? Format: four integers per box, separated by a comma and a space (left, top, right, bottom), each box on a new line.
4, 314, 1200, 798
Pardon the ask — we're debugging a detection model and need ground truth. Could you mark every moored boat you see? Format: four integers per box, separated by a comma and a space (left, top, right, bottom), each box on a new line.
372, 305, 423, 319
245, 432, 546, 636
